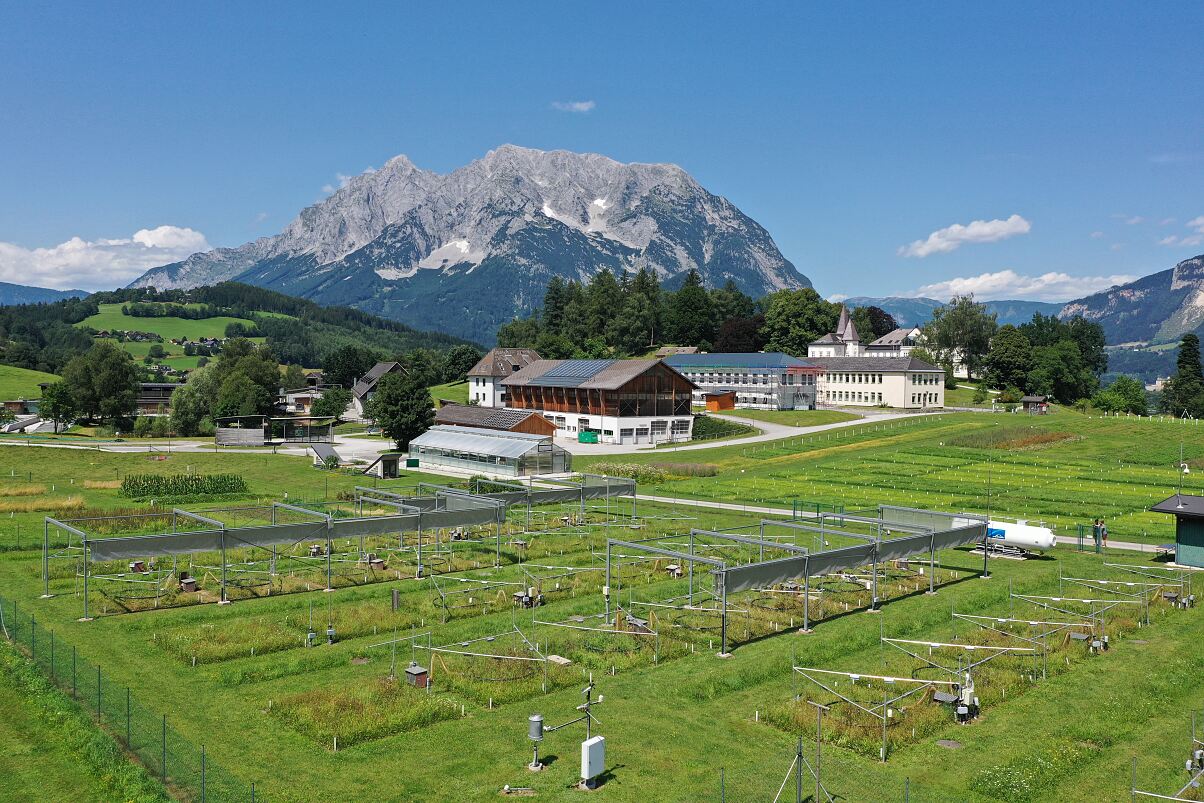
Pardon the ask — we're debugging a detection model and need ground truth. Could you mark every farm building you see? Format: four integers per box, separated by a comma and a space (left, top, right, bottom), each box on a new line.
1150, 494, 1204, 569
500, 358, 696, 445
703, 390, 736, 412
468, 348, 542, 407
434, 402, 557, 436
280, 386, 329, 415
346, 362, 406, 421
807, 356, 945, 409
1021, 395, 1049, 414
407, 425, 571, 476
663, 352, 821, 410
136, 382, 182, 416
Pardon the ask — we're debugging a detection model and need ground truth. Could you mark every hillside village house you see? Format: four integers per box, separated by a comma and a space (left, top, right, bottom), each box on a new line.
345, 361, 405, 421
807, 306, 925, 360
500, 358, 696, 445
663, 352, 821, 410
468, 348, 542, 407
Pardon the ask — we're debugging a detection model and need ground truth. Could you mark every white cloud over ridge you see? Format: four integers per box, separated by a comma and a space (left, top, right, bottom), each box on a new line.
907, 269, 1137, 303
0, 226, 210, 291
1156, 216, 1204, 248
898, 214, 1031, 258
551, 100, 596, 113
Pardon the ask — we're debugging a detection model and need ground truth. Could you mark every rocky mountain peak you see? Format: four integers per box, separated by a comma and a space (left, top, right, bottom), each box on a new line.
130, 145, 808, 343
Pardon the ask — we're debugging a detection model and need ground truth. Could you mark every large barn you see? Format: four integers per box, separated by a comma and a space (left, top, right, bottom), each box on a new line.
500, 358, 696, 445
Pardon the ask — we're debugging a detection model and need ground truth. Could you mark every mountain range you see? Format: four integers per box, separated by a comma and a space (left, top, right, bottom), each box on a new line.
841, 296, 1065, 328
131, 145, 808, 344
0, 282, 87, 306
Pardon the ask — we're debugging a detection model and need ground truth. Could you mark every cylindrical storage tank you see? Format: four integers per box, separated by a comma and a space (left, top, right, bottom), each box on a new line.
528, 714, 544, 741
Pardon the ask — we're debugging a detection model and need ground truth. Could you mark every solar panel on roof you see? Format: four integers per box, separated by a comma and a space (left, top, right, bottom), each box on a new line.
534, 359, 614, 387
543, 359, 612, 378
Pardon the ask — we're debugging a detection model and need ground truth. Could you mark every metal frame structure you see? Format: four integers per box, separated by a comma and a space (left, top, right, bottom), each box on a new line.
791, 666, 960, 762
604, 507, 988, 653
1131, 713, 1204, 801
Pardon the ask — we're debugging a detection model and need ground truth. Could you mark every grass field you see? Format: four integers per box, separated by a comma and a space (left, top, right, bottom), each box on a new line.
77, 303, 264, 370
0, 364, 57, 399
714, 408, 861, 427
2, 414, 1204, 801
428, 380, 470, 405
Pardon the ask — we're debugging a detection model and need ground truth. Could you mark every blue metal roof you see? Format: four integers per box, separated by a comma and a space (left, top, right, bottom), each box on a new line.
663, 352, 812, 372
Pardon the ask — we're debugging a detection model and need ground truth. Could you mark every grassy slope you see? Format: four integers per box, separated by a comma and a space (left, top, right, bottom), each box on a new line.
0, 365, 57, 399
428, 380, 470, 405
78, 303, 254, 340
714, 408, 860, 426
0, 643, 167, 803
78, 303, 262, 369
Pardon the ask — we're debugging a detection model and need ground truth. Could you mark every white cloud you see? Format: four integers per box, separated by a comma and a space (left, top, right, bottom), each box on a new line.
1090, 231, 1105, 239
827, 293, 849, 302
322, 167, 377, 195
906, 269, 1138, 303
254, 211, 269, 223
1124, 216, 1145, 225
1159, 217, 1176, 226
1158, 218, 1204, 248
551, 100, 596, 113
897, 214, 1031, 258
0, 226, 210, 291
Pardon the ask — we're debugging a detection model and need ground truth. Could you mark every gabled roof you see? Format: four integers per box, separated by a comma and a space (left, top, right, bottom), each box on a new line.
410, 425, 555, 459
501, 358, 696, 390
1020, 395, 1047, 403
435, 403, 553, 430
868, 327, 920, 347
809, 333, 843, 345
467, 348, 542, 378
351, 362, 404, 399
808, 356, 944, 372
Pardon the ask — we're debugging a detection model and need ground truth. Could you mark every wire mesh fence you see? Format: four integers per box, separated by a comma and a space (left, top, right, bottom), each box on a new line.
0, 594, 260, 801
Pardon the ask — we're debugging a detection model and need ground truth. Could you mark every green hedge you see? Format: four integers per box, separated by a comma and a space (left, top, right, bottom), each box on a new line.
119, 473, 248, 498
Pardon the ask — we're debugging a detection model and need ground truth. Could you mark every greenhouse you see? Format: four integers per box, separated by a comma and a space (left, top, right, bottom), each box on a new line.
407, 425, 571, 476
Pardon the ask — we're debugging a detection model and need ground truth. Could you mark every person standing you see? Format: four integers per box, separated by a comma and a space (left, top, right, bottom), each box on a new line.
1092, 518, 1101, 550
1101, 519, 1108, 549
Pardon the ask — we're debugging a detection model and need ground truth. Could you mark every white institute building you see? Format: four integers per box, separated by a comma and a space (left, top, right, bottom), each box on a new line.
807, 306, 944, 409
662, 352, 821, 410
466, 348, 542, 407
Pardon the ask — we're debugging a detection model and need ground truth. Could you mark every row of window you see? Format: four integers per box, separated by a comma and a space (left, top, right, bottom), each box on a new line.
826, 372, 884, 384
910, 374, 940, 385
685, 373, 814, 386
823, 391, 883, 404
911, 393, 940, 405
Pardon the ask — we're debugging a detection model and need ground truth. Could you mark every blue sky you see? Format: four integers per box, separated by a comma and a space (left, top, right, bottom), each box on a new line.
1, 2, 1202, 299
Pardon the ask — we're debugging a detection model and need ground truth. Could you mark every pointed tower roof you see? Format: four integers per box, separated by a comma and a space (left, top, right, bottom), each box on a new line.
835, 305, 860, 343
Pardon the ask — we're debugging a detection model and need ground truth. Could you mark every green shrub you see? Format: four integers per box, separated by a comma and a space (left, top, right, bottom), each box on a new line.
119, 473, 249, 498
692, 415, 755, 440
587, 463, 668, 484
